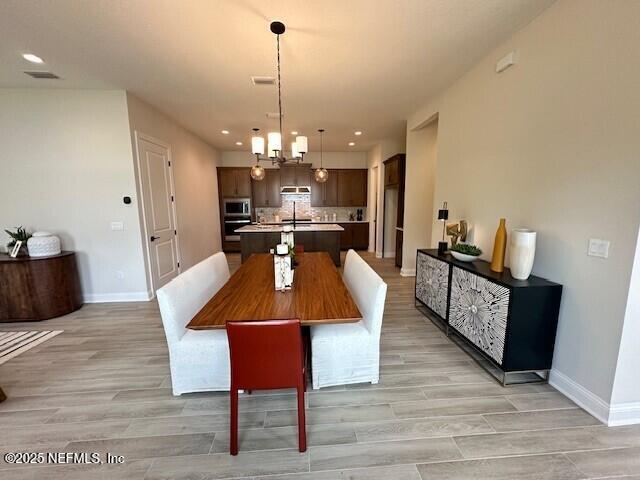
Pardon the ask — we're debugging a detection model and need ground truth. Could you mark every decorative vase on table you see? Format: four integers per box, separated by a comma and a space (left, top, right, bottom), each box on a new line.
509, 229, 537, 280
490, 218, 507, 273
27, 232, 61, 257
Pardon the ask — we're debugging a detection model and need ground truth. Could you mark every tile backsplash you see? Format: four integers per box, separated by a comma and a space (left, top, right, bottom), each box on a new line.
255, 194, 367, 222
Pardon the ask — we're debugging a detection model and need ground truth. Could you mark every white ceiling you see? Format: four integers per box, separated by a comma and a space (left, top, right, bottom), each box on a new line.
0, 0, 555, 151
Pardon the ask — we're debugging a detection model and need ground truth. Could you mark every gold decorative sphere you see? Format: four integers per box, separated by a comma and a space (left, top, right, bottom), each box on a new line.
250, 164, 266, 181
314, 167, 328, 183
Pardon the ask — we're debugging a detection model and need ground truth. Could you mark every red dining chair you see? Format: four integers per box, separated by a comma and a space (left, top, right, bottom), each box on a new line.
226, 319, 307, 455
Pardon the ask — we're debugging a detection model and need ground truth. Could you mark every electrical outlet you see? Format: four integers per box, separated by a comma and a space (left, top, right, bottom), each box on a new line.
588, 238, 610, 258
110, 222, 124, 231
116, 270, 124, 279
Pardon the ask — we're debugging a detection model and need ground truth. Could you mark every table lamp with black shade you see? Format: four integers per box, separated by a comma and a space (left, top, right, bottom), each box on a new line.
437, 202, 449, 255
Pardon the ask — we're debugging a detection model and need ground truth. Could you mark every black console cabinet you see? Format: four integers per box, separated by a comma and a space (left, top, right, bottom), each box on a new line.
415, 249, 562, 384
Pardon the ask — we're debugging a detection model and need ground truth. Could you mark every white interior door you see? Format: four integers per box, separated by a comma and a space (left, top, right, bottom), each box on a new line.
137, 134, 180, 291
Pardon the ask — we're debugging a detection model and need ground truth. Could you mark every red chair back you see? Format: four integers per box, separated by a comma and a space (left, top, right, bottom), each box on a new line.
227, 319, 304, 391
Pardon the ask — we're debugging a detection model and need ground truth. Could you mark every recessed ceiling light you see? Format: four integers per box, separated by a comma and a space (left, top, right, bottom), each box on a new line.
221, 130, 230, 135
354, 131, 362, 136
22, 53, 44, 64
291, 131, 298, 135
235, 141, 243, 146
348, 142, 356, 146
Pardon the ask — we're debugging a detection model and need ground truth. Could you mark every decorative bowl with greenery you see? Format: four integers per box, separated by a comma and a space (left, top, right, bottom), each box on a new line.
5, 226, 31, 255
450, 243, 482, 262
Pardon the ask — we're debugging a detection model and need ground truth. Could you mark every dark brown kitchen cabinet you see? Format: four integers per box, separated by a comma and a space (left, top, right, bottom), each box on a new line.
252, 169, 281, 207
280, 166, 296, 186
296, 165, 311, 186
337, 169, 368, 207
352, 223, 369, 250
339, 223, 353, 249
351, 169, 368, 206
311, 169, 339, 207
279, 164, 312, 186
218, 168, 252, 198
384, 158, 399, 187
339, 223, 369, 250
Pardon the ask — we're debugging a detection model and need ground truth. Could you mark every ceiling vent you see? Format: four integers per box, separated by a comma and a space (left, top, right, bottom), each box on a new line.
24, 71, 60, 79
266, 112, 282, 119
251, 76, 275, 86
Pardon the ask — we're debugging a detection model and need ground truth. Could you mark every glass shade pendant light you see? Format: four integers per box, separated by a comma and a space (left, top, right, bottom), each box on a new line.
250, 128, 266, 181
250, 163, 266, 181
314, 129, 328, 183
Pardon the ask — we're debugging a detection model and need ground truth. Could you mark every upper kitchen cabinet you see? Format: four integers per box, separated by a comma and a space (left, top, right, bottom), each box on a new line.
384, 156, 401, 187
279, 164, 312, 186
252, 169, 281, 208
279, 165, 296, 186
218, 167, 252, 198
295, 165, 311, 187
338, 169, 368, 207
311, 168, 339, 207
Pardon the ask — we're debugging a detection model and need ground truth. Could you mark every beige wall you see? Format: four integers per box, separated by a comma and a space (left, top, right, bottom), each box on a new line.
402, 120, 438, 275
0, 89, 149, 301
405, 0, 640, 416
126, 94, 222, 275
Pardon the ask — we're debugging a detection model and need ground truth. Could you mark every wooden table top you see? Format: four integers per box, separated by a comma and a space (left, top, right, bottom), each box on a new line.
187, 252, 362, 329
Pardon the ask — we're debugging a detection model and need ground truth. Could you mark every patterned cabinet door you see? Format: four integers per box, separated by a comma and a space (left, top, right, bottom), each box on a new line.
449, 266, 510, 365
415, 252, 450, 319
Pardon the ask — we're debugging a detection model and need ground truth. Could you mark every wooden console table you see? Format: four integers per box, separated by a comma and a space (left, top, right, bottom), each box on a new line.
415, 249, 562, 385
0, 251, 83, 322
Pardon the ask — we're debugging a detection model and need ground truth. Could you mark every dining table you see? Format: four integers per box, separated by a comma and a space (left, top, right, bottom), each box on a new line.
187, 252, 362, 329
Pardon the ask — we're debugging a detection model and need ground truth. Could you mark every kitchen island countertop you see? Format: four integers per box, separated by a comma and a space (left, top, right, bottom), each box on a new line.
237, 223, 344, 233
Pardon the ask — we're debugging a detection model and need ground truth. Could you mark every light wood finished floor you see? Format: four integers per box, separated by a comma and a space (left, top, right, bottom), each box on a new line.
1, 253, 639, 479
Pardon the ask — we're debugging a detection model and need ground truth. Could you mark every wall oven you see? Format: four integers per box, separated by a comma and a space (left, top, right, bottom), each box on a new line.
224, 217, 251, 242
223, 198, 251, 217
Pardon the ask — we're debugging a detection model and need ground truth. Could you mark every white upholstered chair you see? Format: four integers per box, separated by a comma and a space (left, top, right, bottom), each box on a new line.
311, 249, 388, 389
156, 252, 231, 396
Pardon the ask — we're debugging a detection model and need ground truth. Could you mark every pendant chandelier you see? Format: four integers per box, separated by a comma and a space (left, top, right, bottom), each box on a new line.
314, 129, 328, 183
250, 21, 309, 181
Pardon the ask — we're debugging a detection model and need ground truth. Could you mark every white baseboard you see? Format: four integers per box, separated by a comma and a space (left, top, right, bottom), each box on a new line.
375, 251, 383, 258
549, 368, 611, 425
383, 251, 396, 258
400, 268, 416, 277
84, 291, 153, 303
608, 401, 640, 426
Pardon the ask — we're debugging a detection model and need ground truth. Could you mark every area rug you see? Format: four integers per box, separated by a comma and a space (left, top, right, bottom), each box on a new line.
0, 330, 63, 365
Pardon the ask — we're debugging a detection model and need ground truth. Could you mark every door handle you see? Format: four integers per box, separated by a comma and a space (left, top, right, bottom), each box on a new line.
150, 236, 160, 242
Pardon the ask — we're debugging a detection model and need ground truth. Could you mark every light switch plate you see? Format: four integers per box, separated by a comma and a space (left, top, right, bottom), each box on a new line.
588, 238, 610, 258
110, 222, 124, 231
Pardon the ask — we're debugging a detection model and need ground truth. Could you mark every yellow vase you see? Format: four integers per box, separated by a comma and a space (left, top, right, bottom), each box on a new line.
490, 218, 507, 273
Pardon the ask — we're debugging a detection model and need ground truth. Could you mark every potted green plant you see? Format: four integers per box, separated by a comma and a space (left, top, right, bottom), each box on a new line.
5, 227, 32, 257
450, 243, 482, 262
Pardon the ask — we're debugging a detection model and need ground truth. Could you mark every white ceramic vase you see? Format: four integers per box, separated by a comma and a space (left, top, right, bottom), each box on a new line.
509, 229, 536, 280
27, 231, 61, 257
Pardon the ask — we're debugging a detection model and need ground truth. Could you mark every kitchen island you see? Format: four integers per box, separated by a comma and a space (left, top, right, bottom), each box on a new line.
236, 223, 344, 265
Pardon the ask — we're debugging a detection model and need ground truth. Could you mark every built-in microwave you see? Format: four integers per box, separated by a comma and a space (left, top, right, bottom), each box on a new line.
223, 198, 251, 216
